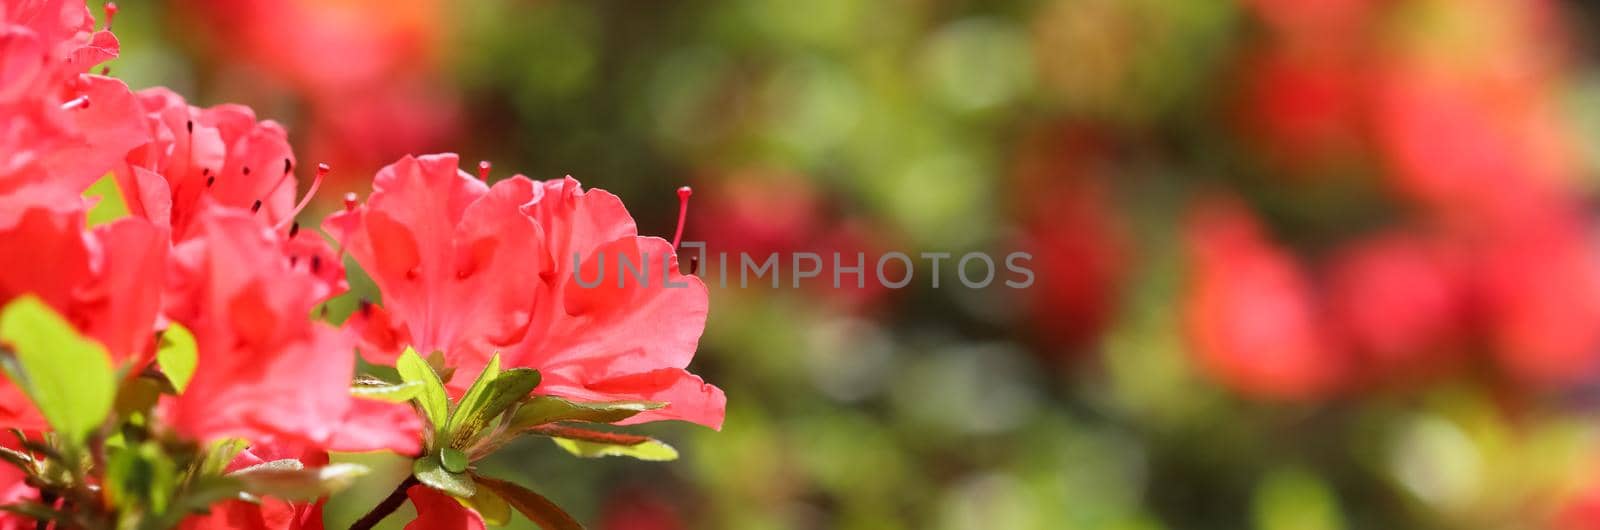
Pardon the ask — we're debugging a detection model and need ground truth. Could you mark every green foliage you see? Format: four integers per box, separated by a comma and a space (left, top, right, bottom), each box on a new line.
474, 475, 583, 530
351, 378, 425, 403
552, 437, 679, 462
414, 451, 476, 498
105, 441, 177, 517
1252, 468, 1345, 530
84, 173, 129, 227
447, 366, 541, 449
440, 447, 470, 474
155, 323, 197, 393
507, 397, 664, 430
0, 296, 116, 444
396, 347, 452, 441
462, 485, 513, 526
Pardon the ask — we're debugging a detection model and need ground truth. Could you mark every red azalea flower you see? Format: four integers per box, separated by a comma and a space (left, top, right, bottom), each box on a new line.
1183, 199, 1345, 401
175, 0, 460, 195
1013, 184, 1126, 354
1476, 205, 1600, 387
327, 154, 725, 429
1007, 125, 1128, 355
0, 0, 143, 195
0, 464, 27, 530
0, 431, 37, 529
0, 194, 167, 429
1234, 49, 1366, 172
303, 78, 461, 196
118, 88, 303, 242
0, 0, 161, 432
162, 202, 419, 453
175, 0, 446, 96
0, 0, 118, 100
1325, 231, 1468, 384
1371, 64, 1574, 225
405, 484, 485, 530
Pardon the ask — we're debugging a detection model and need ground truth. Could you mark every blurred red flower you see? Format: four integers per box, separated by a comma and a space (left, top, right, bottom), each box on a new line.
599, 486, 685, 530
687, 173, 898, 313
1475, 206, 1600, 387
1008, 125, 1128, 356
174, 0, 461, 192
1184, 199, 1345, 401
1325, 230, 1468, 385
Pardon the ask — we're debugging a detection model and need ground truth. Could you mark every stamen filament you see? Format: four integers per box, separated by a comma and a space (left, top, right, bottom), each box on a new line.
672, 186, 692, 250
274, 163, 329, 231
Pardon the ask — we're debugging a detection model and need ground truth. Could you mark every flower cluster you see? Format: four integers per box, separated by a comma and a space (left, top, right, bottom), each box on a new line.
174, 0, 461, 190
1191, 0, 1600, 400
0, 1, 722, 528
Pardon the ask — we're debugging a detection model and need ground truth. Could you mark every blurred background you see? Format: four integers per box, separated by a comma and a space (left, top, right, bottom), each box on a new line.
101, 0, 1600, 528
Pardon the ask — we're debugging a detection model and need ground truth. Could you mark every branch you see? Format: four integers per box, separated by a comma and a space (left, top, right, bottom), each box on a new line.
350, 476, 418, 530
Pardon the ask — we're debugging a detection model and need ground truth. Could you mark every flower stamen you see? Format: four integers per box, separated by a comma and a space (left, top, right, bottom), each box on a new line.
60, 95, 90, 111
673, 186, 692, 250
274, 163, 328, 231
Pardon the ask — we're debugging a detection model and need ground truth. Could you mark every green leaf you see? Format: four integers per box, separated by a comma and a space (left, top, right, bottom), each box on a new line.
168, 475, 247, 520
462, 483, 512, 526
551, 437, 678, 462
528, 425, 678, 461
155, 323, 196, 393
446, 353, 501, 436
84, 173, 128, 227
507, 397, 664, 431
473, 475, 584, 530
440, 447, 469, 474
447, 366, 541, 449
413, 453, 475, 498
350, 379, 423, 403
396, 347, 451, 438
105, 441, 177, 515
1253, 467, 1344, 530
113, 374, 163, 417
230, 461, 369, 501
0, 296, 116, 443
198, 438, 248, 476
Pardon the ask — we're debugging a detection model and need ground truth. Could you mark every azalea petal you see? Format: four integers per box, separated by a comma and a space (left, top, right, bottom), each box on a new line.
522, 236, 709, 385
80, 217, 167, 363
406, 484, 486, 530
164, 205, 360, 449
544, 368, 726, 430
179, 498, 325, 530
43, 75, 147, 190
332, 154, 542, 372
325, 398, 423, 455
